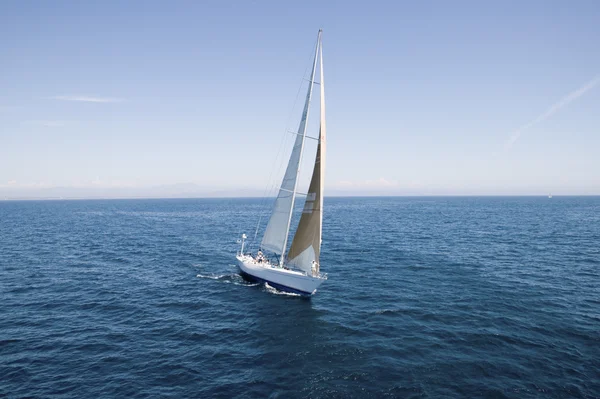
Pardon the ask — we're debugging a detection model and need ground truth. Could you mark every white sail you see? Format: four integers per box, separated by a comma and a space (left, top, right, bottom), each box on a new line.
260, 36, 320, 256
288, 31, 326, 274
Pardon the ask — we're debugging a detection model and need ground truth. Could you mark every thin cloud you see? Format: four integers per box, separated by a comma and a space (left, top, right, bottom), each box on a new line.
336, 177, 399, 188
50, 95, 124, 103
0, 105, 20, 112
23, 120, 71, 127
506, 75, 600, 148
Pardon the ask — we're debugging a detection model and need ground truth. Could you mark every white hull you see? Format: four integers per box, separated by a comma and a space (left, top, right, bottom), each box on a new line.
236, 254, 326, 295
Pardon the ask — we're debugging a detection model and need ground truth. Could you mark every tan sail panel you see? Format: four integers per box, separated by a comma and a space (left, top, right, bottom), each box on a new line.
287, 140, 322, 273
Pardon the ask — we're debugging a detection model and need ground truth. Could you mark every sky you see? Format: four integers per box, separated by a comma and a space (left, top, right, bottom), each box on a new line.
1, 0, 599, 198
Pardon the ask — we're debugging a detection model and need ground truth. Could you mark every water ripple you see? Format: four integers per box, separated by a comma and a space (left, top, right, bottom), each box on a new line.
1, 197, 599, 398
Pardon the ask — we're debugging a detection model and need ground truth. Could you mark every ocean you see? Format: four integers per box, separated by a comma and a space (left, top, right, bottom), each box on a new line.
1, 197, 599, 398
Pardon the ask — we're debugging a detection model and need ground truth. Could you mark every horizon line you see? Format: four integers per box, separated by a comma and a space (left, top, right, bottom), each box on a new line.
2, 194, 599, 202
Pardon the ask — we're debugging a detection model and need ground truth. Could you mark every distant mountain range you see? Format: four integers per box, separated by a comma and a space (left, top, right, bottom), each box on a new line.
0, 183, 268, 200
2, 183, 594, 200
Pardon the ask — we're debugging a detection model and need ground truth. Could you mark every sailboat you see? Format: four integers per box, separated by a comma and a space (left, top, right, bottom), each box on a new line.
236, 30, 328, 296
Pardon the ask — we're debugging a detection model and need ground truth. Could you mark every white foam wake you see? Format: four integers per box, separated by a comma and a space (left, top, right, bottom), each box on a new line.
263, 282, 303, 297
196, 273, 259, 287
196, 273, 228, 280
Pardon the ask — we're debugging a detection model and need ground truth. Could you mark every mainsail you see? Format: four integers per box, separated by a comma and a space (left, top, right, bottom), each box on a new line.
288, 34, 326, 275
260, 34, 320, 256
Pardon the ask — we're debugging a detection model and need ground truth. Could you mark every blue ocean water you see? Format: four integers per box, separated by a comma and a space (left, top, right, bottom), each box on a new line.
1, 197, 599, 398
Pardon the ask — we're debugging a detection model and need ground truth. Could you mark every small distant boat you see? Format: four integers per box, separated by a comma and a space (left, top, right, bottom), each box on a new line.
548, 194, 553, 199
236, 30, 328, 296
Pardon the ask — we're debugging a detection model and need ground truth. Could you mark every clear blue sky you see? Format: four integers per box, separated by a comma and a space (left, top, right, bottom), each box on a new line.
1, 0, 599, 197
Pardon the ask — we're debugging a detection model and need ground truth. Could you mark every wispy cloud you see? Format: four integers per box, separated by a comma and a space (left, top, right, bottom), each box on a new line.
0, 105, 20, 112
335, 177, 399, 188
506, 75, 600, 148
49, 95, 124, 103
23, 120, 72, 127
0, 181, 53, 189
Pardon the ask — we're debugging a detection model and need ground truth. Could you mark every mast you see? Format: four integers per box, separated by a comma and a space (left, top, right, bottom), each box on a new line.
317, 28, 326, 273
279, 30, 321, 267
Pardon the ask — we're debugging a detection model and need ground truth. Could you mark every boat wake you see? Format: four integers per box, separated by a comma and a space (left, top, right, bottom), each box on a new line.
263, 282, 303, 297
196, 273, 260, 287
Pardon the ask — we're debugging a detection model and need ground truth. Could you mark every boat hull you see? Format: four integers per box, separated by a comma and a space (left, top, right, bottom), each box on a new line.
236, 255, 326, 296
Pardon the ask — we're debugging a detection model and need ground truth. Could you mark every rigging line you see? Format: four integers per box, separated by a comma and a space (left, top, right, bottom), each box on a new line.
258, 38, 315, 187
249, 128, 293, 252
253, 215, 262, 243
288, 131, 319, 140
249, 36, 321, 253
